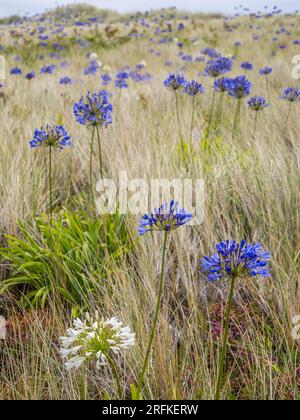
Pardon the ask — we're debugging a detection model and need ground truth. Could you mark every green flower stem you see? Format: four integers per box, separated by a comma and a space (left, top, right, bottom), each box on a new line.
106, 354, 124, 400
89, 126, 96, 203
137, 230, 169, 397
282, 103, 292, 136
207, 89, 216, 132
48, 145, 53, 225
174, 90, 184, 152
190, 96, 196, 142
215, 275, 237, 401
253, 111, 259, 138
232, 98, 241, 139
96, 124, 103, 180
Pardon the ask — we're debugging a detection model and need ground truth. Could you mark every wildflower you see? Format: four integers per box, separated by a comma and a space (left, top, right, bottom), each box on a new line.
201, 240, 271, 282
101, 74, 111, 86
227, 76, 252, 99
202, 239, 271, 400
29, 125, 71, 224
60, 313, 135, 371
41, 64, 56, 74
280, 87, 300, 103
29, 125, 71, 149
241, 61, 253, 70
115, 78, 128, 89
163, 73, 186, 90
247, 96, 269, 111
59, 76, 72, 85
138, 200, 192, 236
73, 91, 112, 127
204, 57, 233, 78
25, 71, 36, 80
10, 67, 22, 75
182, 80, 205, 96
213, 77, 231, 92
84, 60, 100, 76
259, 66, 272, 75
137, 202, 192, 397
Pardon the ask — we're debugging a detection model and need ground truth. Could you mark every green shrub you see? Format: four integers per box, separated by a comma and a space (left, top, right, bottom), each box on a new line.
0, 211, 131, 312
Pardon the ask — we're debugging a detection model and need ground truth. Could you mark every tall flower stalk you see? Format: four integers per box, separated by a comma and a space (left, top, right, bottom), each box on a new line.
279, 87, 300, 136
247, 96, 269, 138
227, 76, 252, 138
182, 80, 205, 142
164, 74, 186, 152
137, 201, 192, 397
59, 313, 136, 400
201, 240, 271, 400
204, 57, 233, 132
29, 125, 71, 225
74, 91, 112, 199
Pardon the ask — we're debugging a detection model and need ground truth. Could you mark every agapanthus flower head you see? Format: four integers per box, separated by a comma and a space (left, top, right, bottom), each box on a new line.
138, 200, 192, 236
280, 87, 300, 103
115, 78, 128, 89
201, 240, 271, 282
164, 73, 186, 90
25, 71, 35, 80
213, 77, 231, 93
248, 96, 269, 111
29, 125, 71, 149
227, 75, 252, 99
241, 61, 253, 70
59, 313, 136, 370
259, 66, 272, 75
116, 71, 130, 80
59, 76, 72, 85
182, 80, 205, 96
204, 57, 233, 78
101, 74, 112, 85
10, 67, 22, 75
40, 64, 56, 74
73, 90, 113, 127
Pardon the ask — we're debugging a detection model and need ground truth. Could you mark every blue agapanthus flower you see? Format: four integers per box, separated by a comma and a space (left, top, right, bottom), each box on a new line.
259, 66, 272, 76
41, 64, 56, 74
59, 76, 72, 85
201, 240, 271, 282
248, 96, 269, 111
227, 76, 252, 99
138, 200, 192, 236
115, 78, 128, 88
73, 91, 113, 127
204, 57, 233, 78
10, 67, 22, 75
29, 125, 71, 149
213, 77, 231, 92
25, 71, 36, 80
164, 73, 186, 90
101, 74, 112, 86
116, 71, 130, 80
280, 87, 300, 103
241, 61, 253, 70
182, 80, 205, 96
84, 60, 100, 76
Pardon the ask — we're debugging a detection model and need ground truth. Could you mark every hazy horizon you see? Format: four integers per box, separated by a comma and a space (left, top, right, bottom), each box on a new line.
0, 0, 299, 18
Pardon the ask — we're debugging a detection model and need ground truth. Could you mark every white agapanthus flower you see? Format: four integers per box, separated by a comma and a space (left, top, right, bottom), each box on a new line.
59, 312, 136, 370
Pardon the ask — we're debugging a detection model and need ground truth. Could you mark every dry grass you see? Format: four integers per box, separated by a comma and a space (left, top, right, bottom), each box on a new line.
0, 6, 300, 400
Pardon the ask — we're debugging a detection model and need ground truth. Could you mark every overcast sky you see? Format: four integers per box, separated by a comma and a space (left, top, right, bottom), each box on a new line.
0, 0, 299, 18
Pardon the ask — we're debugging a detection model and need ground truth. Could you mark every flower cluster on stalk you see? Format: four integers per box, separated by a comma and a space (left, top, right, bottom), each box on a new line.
29, 125, 71, 149
73, 91, 113, 127
138, 200, 192, 236
247, 96, 269, 111
60, 313, 136, 370
201, 240, 271, 282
